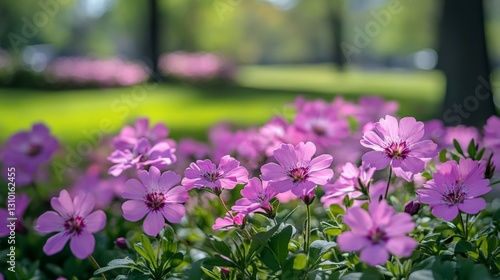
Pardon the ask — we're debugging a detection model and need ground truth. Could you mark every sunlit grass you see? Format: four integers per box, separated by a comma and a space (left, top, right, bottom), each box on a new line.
0, 65, 456, 145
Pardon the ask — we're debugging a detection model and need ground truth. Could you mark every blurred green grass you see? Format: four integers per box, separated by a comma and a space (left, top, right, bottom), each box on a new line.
0, 65, 447, 144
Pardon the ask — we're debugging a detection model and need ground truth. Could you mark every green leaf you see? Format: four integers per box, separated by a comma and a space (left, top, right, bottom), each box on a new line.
467, 139, 476, 159
268, 224, 293, 267
476, 148, 485, 160
140, 234, 156, 260
329, 204, 345, 216
260, 247, 281, 271
341, 272, 382, 280
209, 235, 233, 258
308, 240, 337, 265
453, 139, 464, 156
293, 253, 307, 270
246, 223, 280, 261
201, 267, 222, 280
409, 270, 445, 280
133, 244, 155, 269
204, 254, 237, 268
93, 257, 137, 275
166, 252, 184, 269
455, 240, 475, 254
324, 227, 342, 237
439, 149, 448, 162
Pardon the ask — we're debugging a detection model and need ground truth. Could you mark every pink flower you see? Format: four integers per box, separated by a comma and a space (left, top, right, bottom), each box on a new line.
0, 194, 30, 236
1, 123, 59, 186
261, 142, 334, 197
444, 125, 480, 151
35, 190, 106, 259
121, 167, 189, 236
108, 138, 176, 177
292, 100, 349, 149
182, 155, 249, 192
113, 118, 172, 150
483, 116, 500, 167
338, 200, 417, 266
212, 212, 245, 231
361, 115, 437, 181
416, 158, 491, 221
232, 177, 277, 215
71, 165, 125, 208
321, 162, 375, 207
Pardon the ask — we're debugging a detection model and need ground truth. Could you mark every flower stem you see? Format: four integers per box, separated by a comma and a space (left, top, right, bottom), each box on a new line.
217, 194, 233, 218
458, 213, 467, 240
384, 165, 393, 200
304, 203, 312, 255
89, 254, 107, 280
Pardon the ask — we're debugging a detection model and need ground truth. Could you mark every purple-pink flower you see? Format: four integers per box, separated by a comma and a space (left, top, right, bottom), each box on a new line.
182, 155, 249, 192
361, 115, 437, 181
338, 200, 417, 266
292, 100, 349, 149
121, 167, 189, 236
416, 158, 491, 221
113, 118, 172, 150
232, 177, 277, 215
1, 123, 59, 186
261, 142, 334, 197
108, 138, 176, 177
0, 194, 30, 237
212, 212, 245, 231
35, 190, 106, 259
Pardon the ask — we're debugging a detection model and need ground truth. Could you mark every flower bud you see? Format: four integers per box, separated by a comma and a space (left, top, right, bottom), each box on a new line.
404, 200, 420, 215
115, 237, 128, 249
300, 191, 316, 206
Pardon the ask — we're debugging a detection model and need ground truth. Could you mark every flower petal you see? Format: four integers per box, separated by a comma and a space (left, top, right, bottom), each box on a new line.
360, 244, 389, 266
385, 236, 417, 257
338, 232, 369, 252
432, 204, 458, 221
385, 213, 415, 236
73, 192, 95, 218
43, 231, 70, 256
273, 143, 297, 169
143, 211, 165, 236
343, 207, 372, 234
458, 198, 486, 214
36, 211, 64, 233
122, 200, 149, 222
159, 171, 181, 191
122, 178, 147, 200
70, 231, 95, 259
84, 210, 106, 233
161, 204, 186, 223
261, 163, 287, 181
362, 151, 390, 170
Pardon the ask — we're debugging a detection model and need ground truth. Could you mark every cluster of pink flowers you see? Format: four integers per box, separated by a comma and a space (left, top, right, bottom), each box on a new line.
159, 52, 237, 82
45, 57, 149, 87
108, 118, 177, 177
1, 95, 496, 270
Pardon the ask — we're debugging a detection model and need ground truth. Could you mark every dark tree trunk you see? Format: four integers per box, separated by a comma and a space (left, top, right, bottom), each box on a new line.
149, 0, 161, 81
329, 0, 346, 69
438, 0, 497, 127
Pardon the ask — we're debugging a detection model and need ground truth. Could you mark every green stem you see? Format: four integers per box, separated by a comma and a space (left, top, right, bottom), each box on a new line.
384, 166, 393, 200
89, 254, 107, 280
304, 203, 312, 255
458, 213, 467, 240
217, 194, 252, 240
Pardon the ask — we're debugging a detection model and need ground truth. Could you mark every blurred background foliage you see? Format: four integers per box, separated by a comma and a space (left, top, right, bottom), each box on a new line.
0, 0, 499, 141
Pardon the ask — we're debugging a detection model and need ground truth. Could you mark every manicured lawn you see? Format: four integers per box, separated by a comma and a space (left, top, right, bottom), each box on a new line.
0, 65, 453, 144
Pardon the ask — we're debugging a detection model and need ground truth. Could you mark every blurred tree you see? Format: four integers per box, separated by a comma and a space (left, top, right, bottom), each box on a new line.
438, 0, 497, 127
149, 0, 160, 80
328, 0, 346, 69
